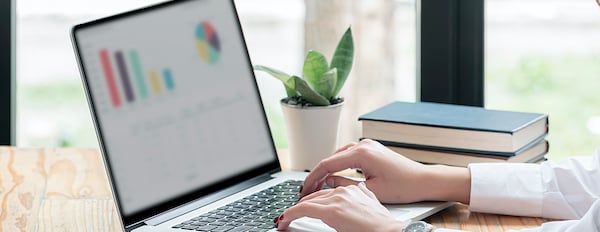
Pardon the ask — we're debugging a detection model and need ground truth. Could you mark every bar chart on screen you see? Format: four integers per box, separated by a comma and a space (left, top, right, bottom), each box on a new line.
98, 48, 176, 108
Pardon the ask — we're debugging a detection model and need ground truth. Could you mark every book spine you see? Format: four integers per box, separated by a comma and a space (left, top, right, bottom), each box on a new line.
364, 134, 547, 157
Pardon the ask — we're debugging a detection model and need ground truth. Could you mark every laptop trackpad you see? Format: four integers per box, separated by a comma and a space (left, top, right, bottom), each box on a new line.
288, 217, 335, 232
283, 207, 410, 232
388, 207, 410, 219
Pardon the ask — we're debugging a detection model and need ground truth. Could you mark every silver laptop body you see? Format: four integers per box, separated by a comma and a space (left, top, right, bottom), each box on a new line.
71, 0, 451, 231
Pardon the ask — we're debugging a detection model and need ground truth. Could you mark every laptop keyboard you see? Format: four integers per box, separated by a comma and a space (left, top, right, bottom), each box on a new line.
173, 180, 303, 232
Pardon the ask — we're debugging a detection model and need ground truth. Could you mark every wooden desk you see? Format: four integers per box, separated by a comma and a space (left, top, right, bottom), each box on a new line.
0, 147, 553, 231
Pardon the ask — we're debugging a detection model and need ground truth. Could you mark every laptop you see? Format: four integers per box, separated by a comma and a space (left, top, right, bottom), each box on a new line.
71, 0, 452, 231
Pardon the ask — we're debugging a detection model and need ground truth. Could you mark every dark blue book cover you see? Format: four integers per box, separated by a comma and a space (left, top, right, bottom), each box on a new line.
359, 101, 548, 134
373, 134, 547, 157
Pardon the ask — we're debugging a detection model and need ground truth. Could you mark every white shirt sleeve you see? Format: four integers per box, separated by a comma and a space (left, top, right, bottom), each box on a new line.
467, 149, 600, 231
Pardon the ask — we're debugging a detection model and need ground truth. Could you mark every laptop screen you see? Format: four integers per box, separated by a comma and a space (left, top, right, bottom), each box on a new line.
72, 0, 278, 223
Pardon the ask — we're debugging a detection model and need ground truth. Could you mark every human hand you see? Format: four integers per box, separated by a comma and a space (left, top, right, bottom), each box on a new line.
276, 182, 403, 232
300, 139, 471, 204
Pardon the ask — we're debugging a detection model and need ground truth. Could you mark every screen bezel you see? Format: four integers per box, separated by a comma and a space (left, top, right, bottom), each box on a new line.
70, 0, 281, 227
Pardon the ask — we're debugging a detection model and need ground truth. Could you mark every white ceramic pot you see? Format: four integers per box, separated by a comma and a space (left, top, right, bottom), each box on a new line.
281, 101, 344, 172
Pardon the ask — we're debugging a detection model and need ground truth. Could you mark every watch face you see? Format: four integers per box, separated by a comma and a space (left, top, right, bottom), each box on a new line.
405, 221, 428, 232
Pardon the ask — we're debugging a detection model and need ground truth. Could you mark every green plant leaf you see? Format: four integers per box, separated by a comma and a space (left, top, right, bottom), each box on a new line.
330, 27, 354, 97
254, 65, 297, 97
283, 85, 297, 97
291, 76, 330, 106
302, 50, 329, 89
283, 77, 297, 97
315, 68, 337, 100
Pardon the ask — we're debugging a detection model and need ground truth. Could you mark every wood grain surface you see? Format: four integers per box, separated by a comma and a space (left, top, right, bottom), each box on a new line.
0, 147, 553, 232
0, 147, 121, 232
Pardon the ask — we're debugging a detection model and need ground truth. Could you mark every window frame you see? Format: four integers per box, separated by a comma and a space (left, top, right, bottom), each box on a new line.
417, 0, 484, 107
3, 0, 485, 146
0, 0, 16, 145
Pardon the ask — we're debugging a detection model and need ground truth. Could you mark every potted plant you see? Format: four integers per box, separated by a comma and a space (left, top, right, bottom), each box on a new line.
254, 27, 354, 171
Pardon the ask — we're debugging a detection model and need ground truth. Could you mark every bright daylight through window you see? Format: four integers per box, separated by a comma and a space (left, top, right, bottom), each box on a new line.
485, 0, 600, 161
17, 0, 417, 148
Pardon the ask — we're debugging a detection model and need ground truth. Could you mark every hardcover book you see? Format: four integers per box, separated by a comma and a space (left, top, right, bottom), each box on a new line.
359, 101, 548, 153
384, 140, 549, 167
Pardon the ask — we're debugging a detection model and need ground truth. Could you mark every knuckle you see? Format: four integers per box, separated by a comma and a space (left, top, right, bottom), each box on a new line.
294, 201, 311, 211
360, 138, 374, 144
347, 184, 360, 191
319, 157, 334, 167
314, 159, 329, 171
354, 145, 369, 155
330, 194, 345, 203
333, 186, 349, 194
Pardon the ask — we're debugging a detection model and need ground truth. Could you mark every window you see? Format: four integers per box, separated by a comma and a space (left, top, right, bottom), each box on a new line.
1, 0, 15, 145
16, 0, 165, 147
238, 0, 417, 148
485, 0, 600, 160
16, 0, 418, 148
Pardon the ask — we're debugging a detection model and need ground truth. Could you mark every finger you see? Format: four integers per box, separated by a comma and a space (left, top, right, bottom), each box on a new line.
298, 189, 335, 204
299, 142, 357, 197
334, 142, 357, 154
357, 181, 378, 200
301, 149, 365, 197
276, 201, 330, 231
325, 175, 360, 188
322, 178, 378, 201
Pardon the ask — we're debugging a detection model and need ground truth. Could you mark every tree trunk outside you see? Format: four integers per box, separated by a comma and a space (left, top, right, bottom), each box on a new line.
304, 0, 396, 146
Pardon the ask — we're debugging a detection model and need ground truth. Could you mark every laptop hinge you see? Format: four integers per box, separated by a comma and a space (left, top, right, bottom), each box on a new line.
126, 221, 147, 232
143, 173, 275, 226
268, 168, 281, 175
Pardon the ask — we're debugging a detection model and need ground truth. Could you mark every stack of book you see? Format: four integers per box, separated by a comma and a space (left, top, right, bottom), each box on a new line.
359, 101, 549, 167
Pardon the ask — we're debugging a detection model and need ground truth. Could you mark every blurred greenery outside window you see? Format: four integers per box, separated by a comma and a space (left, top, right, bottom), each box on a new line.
17, 0, 599, 162
485, 0, 600, 161
16, 0, 164, 147
17, 0, 417, 149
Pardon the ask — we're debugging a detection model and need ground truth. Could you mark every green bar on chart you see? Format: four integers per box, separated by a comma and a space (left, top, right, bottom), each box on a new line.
129, 50, 148, 99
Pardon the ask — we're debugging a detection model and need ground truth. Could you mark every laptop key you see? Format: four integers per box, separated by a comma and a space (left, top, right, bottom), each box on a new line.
208, 221, 225, 226
258, 223, 275, 229
244, 221, 261, 227
192, 225, 217, 231
178, 224, 197, 230
212, 226, 234, 232
225, 226, 252, 232
173, 180, 302, 231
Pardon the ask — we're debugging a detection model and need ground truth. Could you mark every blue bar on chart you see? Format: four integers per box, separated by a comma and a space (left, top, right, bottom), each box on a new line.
115, 51, 135, 102
163, 69, 175, 91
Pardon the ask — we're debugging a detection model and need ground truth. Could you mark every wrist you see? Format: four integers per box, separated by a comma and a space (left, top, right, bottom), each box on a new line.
422, 165, 471, 204
382, 221, 406, 232
402, 221, 436, 232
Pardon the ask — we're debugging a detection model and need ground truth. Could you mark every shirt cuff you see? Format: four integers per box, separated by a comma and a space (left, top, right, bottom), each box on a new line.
468, 163, 543, 217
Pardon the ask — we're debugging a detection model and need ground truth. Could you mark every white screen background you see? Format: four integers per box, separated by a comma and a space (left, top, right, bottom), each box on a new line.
75, 0, 276, 215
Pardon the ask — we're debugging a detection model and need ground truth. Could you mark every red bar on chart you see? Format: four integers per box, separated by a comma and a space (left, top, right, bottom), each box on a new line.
99, 49, 121, 107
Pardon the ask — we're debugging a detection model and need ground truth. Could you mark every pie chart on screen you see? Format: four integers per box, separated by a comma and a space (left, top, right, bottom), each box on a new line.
195, 21, 221, 64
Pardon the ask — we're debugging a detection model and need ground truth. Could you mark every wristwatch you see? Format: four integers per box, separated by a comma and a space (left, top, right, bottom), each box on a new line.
402, 221, 435, 232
